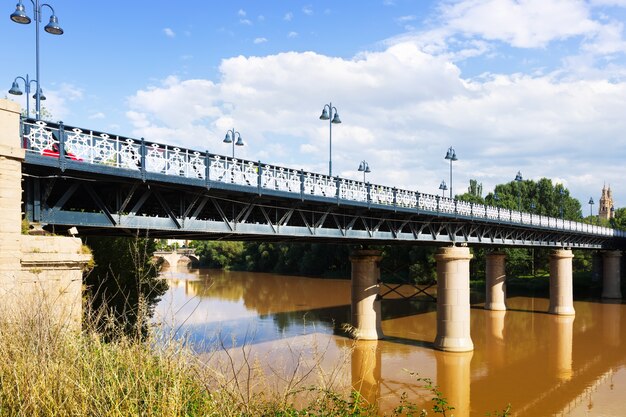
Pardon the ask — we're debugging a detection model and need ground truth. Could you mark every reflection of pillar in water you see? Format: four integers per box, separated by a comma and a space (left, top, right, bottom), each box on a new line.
435, 350, 473, 417
351, 340, 381, 408
484, 310, 506, 370
601, 250, 622, 300
485, 252, 507, 311
549, 315, 574, 382
434, 246, 474, 352
548, 249, 575, 316
350, 250, 384, 340
601, 300, 621, 347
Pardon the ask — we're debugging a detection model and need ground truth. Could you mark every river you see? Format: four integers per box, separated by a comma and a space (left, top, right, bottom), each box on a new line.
154, 267, 626, 417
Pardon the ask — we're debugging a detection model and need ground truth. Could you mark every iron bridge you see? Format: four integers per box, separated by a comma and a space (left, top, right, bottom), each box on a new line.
20, 119, 626, 249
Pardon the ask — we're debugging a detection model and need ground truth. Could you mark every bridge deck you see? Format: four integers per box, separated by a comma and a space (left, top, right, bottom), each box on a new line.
20, 119, 625, 249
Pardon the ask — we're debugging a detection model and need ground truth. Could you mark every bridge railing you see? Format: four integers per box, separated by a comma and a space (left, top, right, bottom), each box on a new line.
20, 118, 625, 239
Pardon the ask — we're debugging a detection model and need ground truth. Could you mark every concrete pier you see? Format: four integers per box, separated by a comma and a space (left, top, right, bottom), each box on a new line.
548, 249, 575, 316
601, 250, 622, 299
350, 249, 383, 340
485, 251, 507, 311
434, 246, 474, 352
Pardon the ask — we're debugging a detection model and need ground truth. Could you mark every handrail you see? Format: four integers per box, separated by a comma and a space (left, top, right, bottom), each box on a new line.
20, 118, 625, 239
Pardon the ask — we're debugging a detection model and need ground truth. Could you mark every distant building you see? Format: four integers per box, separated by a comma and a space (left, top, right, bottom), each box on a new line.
599, 185, 615, 220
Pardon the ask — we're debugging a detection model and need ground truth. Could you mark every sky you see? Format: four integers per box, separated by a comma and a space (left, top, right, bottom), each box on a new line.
2, 0, 626, 210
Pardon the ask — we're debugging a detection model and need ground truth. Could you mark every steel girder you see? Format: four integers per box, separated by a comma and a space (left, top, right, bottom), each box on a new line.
22, 166, 620, 250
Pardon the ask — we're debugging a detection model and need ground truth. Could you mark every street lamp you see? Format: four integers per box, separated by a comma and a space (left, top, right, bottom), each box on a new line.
9, 0, 63, 120
588, 197, 594, 223
357, 160, 370, 183
559, 188, 565, 219
439, 180, 448, 197
444, 146, 457, 199
514, 171, 523, 211
223, 129, 244, 158
319, 102, 341, 177
493, 191, 500, 207
8, 74, 45, 118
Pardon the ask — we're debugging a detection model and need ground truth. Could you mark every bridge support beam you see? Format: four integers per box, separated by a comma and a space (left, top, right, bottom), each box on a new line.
548, 249, 575, 316
349, 249, 383, 340
434, 246, 474, 352
601, 250, 622, 299
484, 251, 506, 311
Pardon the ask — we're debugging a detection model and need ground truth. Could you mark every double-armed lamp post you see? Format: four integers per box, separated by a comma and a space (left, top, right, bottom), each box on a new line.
444, 146, 457, 199
357, 160, 370, 183
439, 180, 448, 197
9, 0, 64, 120
319, 102, 341, 177
514, 171, 523, 211
223, 129, 244, 158
8, 74, 45, 118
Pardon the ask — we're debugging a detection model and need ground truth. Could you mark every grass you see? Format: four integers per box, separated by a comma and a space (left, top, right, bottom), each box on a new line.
0, 296, 516, 417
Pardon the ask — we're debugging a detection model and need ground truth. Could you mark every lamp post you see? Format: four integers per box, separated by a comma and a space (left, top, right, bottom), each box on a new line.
10, 0, 64, 120
588, 197, 594, 223
223, 129, 244, 158
319, 102, 341, 177
559, 188, 565, 219
444, 146, 457, 199
493, 191, 500, 207
8, 74, 46, 118
439, 180, 447, 197
357, 160, 370, 183
514, 171, 523, 211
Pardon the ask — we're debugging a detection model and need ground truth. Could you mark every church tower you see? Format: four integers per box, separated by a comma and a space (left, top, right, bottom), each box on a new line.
599, 185, 614, 220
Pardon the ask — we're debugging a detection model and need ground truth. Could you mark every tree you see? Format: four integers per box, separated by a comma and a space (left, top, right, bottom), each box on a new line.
84, 236, 167, 340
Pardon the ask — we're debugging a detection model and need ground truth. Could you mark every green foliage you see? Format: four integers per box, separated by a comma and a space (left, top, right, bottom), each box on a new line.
83, 236, 167, 340
191, 240, 245, 269
610, 207, 626, 230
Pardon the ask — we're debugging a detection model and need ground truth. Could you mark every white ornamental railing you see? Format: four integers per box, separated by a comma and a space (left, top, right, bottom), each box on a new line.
20, 119, 626, 238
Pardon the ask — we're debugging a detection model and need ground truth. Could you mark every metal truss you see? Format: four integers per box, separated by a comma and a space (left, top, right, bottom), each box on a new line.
22, 166, 622, 250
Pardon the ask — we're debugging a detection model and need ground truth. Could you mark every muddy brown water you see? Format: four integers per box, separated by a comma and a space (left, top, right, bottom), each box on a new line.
155, 268, 626, 417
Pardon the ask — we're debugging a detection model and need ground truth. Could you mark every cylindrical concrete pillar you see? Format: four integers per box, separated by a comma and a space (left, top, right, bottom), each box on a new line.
351, 340, 381, 408
485, 252, 506, 311
601, 250, 622, 299
549, 315, 574, 382
350, 249, 383, 340
434, 246, 474, 352
435, 350, 473, 417
548, 249, 575, 316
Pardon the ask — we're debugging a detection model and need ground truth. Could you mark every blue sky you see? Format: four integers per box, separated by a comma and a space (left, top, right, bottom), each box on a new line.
3, 0, 626, 209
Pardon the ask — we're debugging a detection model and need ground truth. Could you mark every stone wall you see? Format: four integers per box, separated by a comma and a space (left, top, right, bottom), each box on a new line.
0, 99, 91, 327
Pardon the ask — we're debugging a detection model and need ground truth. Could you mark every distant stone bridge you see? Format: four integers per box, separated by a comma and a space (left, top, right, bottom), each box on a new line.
153, 249, 199, 268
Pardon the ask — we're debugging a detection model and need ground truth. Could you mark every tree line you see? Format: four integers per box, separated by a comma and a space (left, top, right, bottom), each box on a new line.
183, 178, 625, 284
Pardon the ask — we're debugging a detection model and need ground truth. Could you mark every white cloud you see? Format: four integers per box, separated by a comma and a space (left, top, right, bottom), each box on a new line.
253, 37, 268, 44
89, 112, 105, 120
288, 31, 298, 38
125, 40, 626, 206
284, 12, 293, 21
438, 0, 599, 48
396, 15, 416, 23
238, 9, 246, 17
163, 28, 176, 38
302, 5, 313, 15
240, 19, 252, 25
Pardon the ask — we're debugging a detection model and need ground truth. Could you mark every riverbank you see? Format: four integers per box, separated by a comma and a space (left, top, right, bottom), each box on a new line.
1, 298, 496, 417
